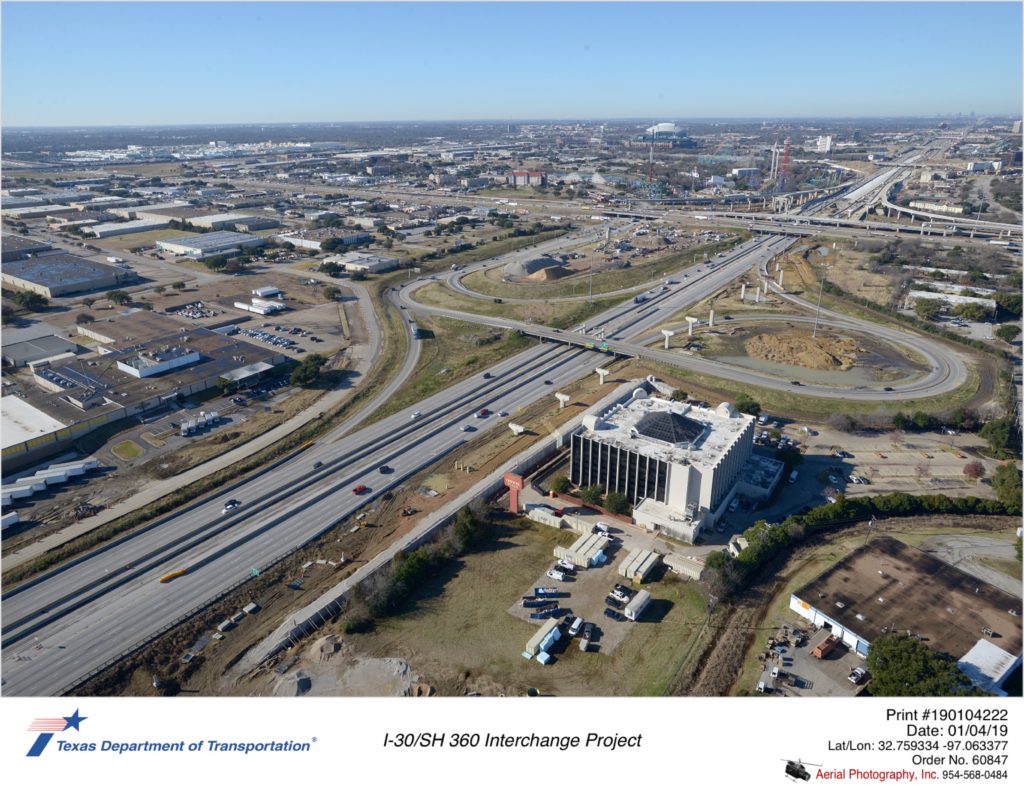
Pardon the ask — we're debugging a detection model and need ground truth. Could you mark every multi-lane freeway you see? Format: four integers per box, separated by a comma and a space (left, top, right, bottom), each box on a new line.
0, 226, 977, 696
2, 236, 783, 696
399, 236, 971, 402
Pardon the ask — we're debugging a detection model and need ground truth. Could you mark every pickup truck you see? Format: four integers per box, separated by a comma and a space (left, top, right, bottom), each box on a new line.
811, 635, 840, 659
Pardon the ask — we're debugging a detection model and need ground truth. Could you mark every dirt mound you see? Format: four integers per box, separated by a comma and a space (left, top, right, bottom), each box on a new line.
503, 256, 562, 278
744, 332, 861, 371
528, 265, 573, 281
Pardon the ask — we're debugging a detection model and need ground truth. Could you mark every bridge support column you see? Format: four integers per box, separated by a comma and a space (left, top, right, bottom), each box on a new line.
685, 317, 698, 336
740, 283, 746, 301
777, 269, 784, 288
754, 287, 761, 304
555, 393, 570, 410
595, 367, 610, 385
708, 309, 715, 328
661, 329, 675, 349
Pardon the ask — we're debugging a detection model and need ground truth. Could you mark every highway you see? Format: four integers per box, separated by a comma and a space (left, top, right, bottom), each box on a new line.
0, 227, 976, 696
5, 234, 773, 696
399, 237, 971, 402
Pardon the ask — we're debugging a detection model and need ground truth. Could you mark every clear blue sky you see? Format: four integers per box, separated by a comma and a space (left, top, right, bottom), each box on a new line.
2, 2, 1021, 126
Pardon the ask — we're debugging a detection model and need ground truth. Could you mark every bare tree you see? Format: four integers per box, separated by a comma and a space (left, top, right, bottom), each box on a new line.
962, 461, 985, 480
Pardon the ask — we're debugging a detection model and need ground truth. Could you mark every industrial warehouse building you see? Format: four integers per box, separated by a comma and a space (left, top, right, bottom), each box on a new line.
3, 322, 286, 469
323, 251, 400, 274
1, 252, 137, 298
157, 231, 265, 259
274, 228, 372, 251
568, 394, 777, 542
790, 537, 1022, 695
2, 234, 52, 262
87, 218, 170, 237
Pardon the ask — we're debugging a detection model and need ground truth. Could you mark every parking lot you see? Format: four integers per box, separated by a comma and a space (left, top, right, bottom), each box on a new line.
756, 625, 866, 697
508, 539, 635, 656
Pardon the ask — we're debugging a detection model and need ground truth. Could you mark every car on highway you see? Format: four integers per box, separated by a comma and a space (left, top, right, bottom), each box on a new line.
482, 372, 492, 379
313, 461, 323, 470
222, 499, 242, 514
543, 379, 553, 385
498, 410, 508, 417
352, 484, 369, 495
461, 424, 474, 432
410, 411, 421, 420
378, 465, 391, 474
790, 380, 801, 386
883, 386, 893, 392
475, 408, 491, 418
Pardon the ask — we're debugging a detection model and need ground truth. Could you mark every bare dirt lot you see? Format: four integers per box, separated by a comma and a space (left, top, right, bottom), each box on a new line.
744, 330, 860, 370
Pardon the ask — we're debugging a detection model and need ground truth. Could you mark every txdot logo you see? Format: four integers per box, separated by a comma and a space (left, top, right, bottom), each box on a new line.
26, 709, 87, 757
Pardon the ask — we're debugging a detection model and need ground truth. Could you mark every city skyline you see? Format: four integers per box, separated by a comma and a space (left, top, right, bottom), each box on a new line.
2, 1, 1022, 126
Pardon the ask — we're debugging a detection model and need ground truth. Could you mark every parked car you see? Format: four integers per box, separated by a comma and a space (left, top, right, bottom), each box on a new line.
546, 569, 566, 582
604, 608, 626, 622
556, 559, 576, 573
848, 667, 868, 684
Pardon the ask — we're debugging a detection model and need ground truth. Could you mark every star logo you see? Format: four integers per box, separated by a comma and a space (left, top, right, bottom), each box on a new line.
26, 710, 87, 757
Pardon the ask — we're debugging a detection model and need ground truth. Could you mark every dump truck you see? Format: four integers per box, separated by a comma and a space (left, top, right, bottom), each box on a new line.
811, 635, 840, 659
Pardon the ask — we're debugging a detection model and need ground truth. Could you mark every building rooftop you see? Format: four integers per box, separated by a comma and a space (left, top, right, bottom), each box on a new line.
2, 252, 132, 291
16, 327, 283, 426
1, 394, 68, 450
578, 396, 753, 471
1, 234, 52, 260
794, 537, 1022, 662
161, 230, 262, 250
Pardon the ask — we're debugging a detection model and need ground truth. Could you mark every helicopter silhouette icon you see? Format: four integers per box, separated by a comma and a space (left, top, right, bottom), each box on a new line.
782, 757, 822, 782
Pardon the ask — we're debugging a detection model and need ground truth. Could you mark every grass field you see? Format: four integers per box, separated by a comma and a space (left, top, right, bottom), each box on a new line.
111, 440, 144, 461
421, 228, 570, 272
98, 229, 187, 248
369, 316, 535, 420
346, 517, 709, 696
415, 282, 622, 329
460, 235, 744, 300
640, 356, 982, 422
978, 555, 1023, 579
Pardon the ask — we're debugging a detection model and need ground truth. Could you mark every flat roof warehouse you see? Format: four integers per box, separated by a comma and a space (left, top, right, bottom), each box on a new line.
793, 537, 1022, 662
